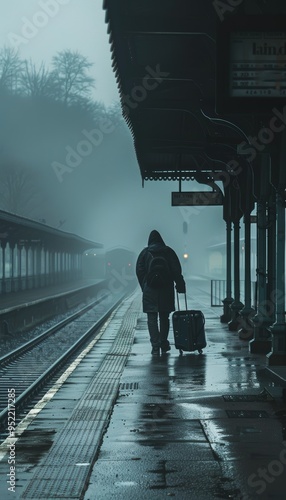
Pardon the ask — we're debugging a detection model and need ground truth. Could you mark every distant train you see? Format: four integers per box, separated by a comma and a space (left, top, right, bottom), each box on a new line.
82, 246, 136, 282
105, 247, 135, 281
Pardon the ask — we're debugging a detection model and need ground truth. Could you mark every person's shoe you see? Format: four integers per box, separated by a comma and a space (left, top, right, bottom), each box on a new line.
151, 347, 160, 355
161, 343, 171, 353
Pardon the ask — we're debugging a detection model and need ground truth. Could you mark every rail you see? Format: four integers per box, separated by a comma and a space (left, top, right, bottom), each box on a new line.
211, 280, 257, 308
0, 290, 130, 430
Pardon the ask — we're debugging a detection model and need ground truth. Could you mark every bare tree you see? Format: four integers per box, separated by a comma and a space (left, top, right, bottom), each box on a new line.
0, 163, 41, 216
20, 60, 58, 99
0, 46, 23, 93
51, 50, 95, 106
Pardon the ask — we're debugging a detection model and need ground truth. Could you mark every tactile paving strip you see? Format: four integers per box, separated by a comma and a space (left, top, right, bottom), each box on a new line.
226, 410, 269, 418
22, 294, 140, 499
119, 382, 139, 390
223, 393, 273, 402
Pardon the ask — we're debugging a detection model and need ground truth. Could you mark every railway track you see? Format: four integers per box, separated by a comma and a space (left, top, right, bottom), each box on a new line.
0, 290, 128, 434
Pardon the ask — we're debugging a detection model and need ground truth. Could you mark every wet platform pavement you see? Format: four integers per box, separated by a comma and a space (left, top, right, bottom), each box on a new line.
1, 281, 286, 499
84, 286, 286, 500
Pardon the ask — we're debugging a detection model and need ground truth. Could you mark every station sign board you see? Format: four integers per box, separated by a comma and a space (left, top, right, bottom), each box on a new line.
243, 215, 257, 223
172, 191, 223, 206
230, 32, 286, 99
216, 16, 286, 113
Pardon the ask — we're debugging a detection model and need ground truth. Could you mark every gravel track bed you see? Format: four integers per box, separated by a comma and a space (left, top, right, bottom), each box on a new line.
0, 298, 102, 358
0, 292, 124, 428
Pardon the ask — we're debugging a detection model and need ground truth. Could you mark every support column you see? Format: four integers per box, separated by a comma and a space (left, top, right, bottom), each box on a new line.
1, 241, 7, 293
44, 248, 48, 287
48, 249, 53, 285
250, 198, 272, 353
267, 191, 277, 325
54, 251, 57, 284
31, 244, 36, 288
238, 212, 255, 340
17, 245, 22, 291
58, 252, 61, 283
228, 218, 244, 330
35, 244, 41, 288
25, 244, 30, 290
51, 251, 55, 284
71, 253, 76, 278
59, 251, 63, 282
221, 220, 233, 323
10, 242, 15, 292
67, 253, 71, 281
79, 252, 83, 279
267, 190, 286, 365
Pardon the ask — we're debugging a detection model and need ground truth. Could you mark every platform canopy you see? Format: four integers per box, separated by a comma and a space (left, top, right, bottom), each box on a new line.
104, 0, 217, 181
0, 209, 102, 252
103, 0, 286, 187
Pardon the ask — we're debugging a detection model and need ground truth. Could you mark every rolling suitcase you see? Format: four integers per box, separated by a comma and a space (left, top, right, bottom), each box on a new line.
172, 292, 206, 354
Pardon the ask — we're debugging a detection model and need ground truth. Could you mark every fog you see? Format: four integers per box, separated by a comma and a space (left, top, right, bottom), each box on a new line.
0, 0, 226, 276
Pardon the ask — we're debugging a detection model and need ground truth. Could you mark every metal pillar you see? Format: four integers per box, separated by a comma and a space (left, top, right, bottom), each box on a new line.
267, 191, 277, 325
36, 244, 41, 288
25, 244, 30, 290
31, 245, 36, 288
250, 197, 272, 353
51, 250, 55, 285
79, 252, 83, 278
18, 245, 22, 291
221, 220, 233, 323
44, 248, 48, 287
53, 251, 57, 284
250, 153, 273, 354
10, 243, 15, 292
228, 218, 244, 330
267, 190, 286, 365
238, 212, 255, 339
1, 241, 6, 293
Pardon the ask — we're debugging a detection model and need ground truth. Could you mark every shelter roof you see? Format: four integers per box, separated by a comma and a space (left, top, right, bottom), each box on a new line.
0, 209, 102, 251
103, 0, 231, 181
103, 0, 285, 186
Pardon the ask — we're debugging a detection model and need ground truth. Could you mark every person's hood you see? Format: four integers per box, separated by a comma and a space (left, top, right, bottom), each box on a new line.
148, 230, 165, 245
147, 230, 166, 252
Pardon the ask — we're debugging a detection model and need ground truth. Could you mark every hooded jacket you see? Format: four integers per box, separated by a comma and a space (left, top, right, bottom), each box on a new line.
136, 230, 186, 313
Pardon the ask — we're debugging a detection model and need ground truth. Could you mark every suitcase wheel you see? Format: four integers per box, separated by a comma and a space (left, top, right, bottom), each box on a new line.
179, 348, 183, 355
198, 349, 203, 354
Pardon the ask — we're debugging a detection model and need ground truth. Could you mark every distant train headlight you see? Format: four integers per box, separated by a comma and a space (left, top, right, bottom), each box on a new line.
183, 253, 189, 260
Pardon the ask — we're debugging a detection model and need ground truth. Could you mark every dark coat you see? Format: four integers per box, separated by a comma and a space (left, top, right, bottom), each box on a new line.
136, 230, 186, 313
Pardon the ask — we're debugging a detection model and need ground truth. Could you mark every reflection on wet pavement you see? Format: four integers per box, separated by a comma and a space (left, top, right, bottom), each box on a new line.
84, 287, 286, 499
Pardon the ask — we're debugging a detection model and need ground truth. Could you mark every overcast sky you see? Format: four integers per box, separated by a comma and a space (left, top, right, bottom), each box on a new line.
0, 0, 119, 106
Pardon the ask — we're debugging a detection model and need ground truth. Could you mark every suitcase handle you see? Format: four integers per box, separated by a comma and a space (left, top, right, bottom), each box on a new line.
176, 291, 188, 311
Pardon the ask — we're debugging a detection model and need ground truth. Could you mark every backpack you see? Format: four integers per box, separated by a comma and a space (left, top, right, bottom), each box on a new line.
146, 251, 171, 288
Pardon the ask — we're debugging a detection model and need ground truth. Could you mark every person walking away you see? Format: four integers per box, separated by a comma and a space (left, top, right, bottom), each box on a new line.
136, 230, 186, 355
